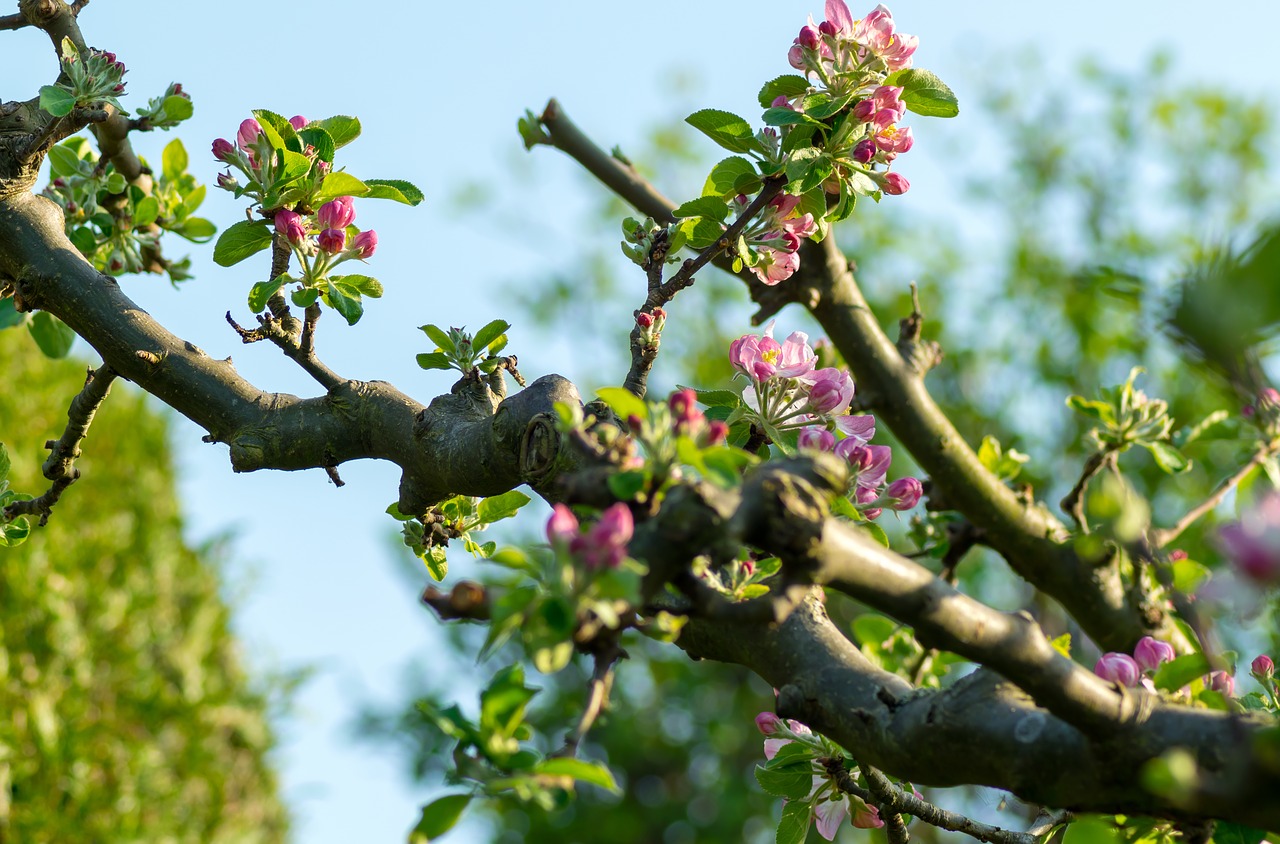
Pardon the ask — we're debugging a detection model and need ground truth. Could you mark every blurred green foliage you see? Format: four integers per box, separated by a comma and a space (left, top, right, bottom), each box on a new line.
375, 54, 1279, 842
0, 329, 288, 842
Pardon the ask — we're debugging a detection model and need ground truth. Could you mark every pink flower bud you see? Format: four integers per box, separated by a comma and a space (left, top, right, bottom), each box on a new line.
317, 196, 357, 230
274, 209, 306, 246
171, 83, 186, 98
805, 368, 854, 415
352, 229, 378, 259
669, 389, 702, 427
771, 94, 795, 111
856, 486, 883, 520
1252, 654, 1275, 678
288, 115, 308, 131
317, 228, 346, 254
705, 420, 729, 446
798, 426, 836, 452
1207, 670, 1235, 697
212, 138, 236, 162
236, 118, 262, 150
216, 172, 238, 190
885, 477, 923, 511
787, 44, 806, 70
627, 414, 644, 433
636, 312, 655, 329
1095, 653, 1141, 687
112, 83, 125, 94
818, 20, 838, 36
1133, 636, 1176, 673
1168, 549, 1188, 561
1218, 492, 1280, 583
883, 172, 910, 195
798, 25, 821, 50
65, 201, 78, 214
52, 178, 66, 188
852, 139, 877, 164
755, 711, 784, 736
574, 503, 634, 570
546, 503, 580, 546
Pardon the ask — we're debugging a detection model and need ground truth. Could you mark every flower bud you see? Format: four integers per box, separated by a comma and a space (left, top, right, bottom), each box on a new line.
883, 172, 910, 195
1133, 636, 1176, 673
318, 196, 357, 230
856, 486, 883, 521
577, 503, 634, 570
787, 44, 806, 70
705, 420, 729, 446
52, 178, 66, 189
636, 312, 654, 329
669, 388, 702, 428
317, 228, 346, 254
755, 711, 784, 736
1094, 652, 1141, 687
798, 25, 821, 50
627, 415, 644, 434
852, 139, 877, 164
1168, 549, 1188, 561
818, 20, 837, 36
288, 115, 308, 131
236, 118, 262, 150
351, 229, 378, 259
211, 138, 236, 162
798, 426, 836, 452
546, 504, 579, 546
1252, 654, 1275, 678
1208, 670, 1235, 697
885, 477, 923, 511
171, 83, 186, 98
274, 209, 306, 245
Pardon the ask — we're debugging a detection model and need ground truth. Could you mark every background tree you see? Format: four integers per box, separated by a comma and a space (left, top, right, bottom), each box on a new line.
0, 331, 288, 841
2, 2, 1279, 844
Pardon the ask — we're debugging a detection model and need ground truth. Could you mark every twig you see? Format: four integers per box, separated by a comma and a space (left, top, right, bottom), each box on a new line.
224, 306, 344, 391
826, 758, 1055, 844
1151, 445, 1274, 547
0, 13, 29, 30
553, 645, 624, 758
421, 581, 491, 621
3, 363, 117, 526
859, 763, 911, 844
1060, 450, 1115, 533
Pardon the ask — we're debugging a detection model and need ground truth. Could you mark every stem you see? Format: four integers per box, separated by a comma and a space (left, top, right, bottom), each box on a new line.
1151, 445, 1275, 547
1060, 449, 1116, 534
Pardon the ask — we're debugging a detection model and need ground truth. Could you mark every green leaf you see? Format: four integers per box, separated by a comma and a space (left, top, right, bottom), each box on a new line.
364, 178, 425, 206
47, 144, 83, 178
862, 520, 890, 547
0, 515, 31, 548
852, 613, 898, 648
532, 641, 573, 674
761, 107, 818, 127
1062, 817, 1121, 844
480, 664, 536, 738
685, 108, 761, 155
314, 171, 370, 203
324, 280, 363, 326
883, 68, 959, 118
298, 127, 336, 163
171, 217, 216, 243
607, 471, 648, 501
1212, 823, 1267, 844
161, 138, 188, 182
477, 490, 531, 524
276, 149, 312, 184
535, 758, 621, 793
702, 156, 761, 199
1066, 395, 1116, 425
212, 220, 273, 267
596, 386, 648, 422
1153, 652, 1211, 692
1171, 557, 1210, 594
802, 89, 856, 120
39, 85, 76, 117
757, 74, 811, 108
676, 217, 725, 250
1141, 440, 1191, 474
28, 312, 76, 358
775, 798, 811, 844
248, 274, 288, 313
472, 319, 511, 352
312, 115, 361, 148
409, 794, 472, 843
421, 324, 456, 354
672, 197, 730, 222
683, 387, 741, 409
160, 94, 193, 123
332, 274, 384, 298
423, 545, 448, 581
754, 763, 814, 800
417, 352, 453, 371
132, 196, 160, 228
0, 442, 10, 479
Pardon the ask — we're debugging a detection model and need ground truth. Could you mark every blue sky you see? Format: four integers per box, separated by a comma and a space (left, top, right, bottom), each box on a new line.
7, 2, 1280, 841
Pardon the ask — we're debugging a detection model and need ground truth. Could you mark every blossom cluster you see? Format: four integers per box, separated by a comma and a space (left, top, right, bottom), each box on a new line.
756, 713, 883, 838
782, 3, 917, 197
731, 194, 819, 285
1093, 636, 1272, 699
729, 324, 920, 517
546, 503, 634, 570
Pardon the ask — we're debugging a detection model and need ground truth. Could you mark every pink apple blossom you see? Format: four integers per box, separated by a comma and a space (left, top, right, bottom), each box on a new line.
317, 228, 346, 254
835, 414, 876, 443
752, 248, 801, 285
1133, 636, 1176, 673
1217, 491, 1280, 583
883, 172, 910, 195
805, 368, 855, 415
318, 196, 357, 230
1095, 652, 1141, 687
755, 711, 785, 736
1252, 654, 1274, 678
236, 118, 261, 150
1208, 670, 1235, 697
273, 209, 306, 245
546, 504, 579, 546
351, 230, 378, 259
572, 503, 634, 570
885, 477, 923, 510
798, 426, 837, 452
288, 114, 308, 131
211, 137, 235, 162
